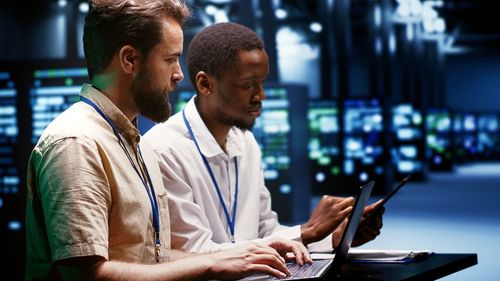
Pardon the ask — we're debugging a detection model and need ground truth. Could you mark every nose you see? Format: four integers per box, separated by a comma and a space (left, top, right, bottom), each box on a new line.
172, 61, 184, 83
255, 83, 266, 101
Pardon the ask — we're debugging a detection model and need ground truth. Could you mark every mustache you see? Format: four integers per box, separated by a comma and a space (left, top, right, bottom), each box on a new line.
170, 81, 178, 91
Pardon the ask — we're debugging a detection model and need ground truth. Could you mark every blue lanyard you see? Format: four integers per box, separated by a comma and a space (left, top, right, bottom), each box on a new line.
182, 109, 238, 242
80, 96, 162, 262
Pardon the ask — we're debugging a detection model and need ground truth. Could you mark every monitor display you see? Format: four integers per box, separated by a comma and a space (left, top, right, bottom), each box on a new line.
453, 113, 463, 133
477, 113, 499, 159
252, 85, 309, 223
452, 112, 467, 163
307, 99, 340, 195
253, 88, 292, 185
391, 104, 424, 176
462, 113, 478, 159
343, 99, 384, 188
0, 69, 22, 279
30, 68, 89, 143
0, 71, 19, 197
426, 108, 452, 170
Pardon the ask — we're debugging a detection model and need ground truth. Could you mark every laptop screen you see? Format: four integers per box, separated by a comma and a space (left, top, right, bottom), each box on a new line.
331, 180, 375, 272
240, 180, 375, 281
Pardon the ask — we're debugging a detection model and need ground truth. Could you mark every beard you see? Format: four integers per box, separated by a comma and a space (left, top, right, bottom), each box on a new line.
213, 99, 261, 131
131, 66, 173, 123
215, 109, 256, 131
233, 118, 255, 131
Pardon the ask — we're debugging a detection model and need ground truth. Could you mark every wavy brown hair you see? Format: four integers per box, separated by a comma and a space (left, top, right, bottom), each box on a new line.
83, 0, 191, 80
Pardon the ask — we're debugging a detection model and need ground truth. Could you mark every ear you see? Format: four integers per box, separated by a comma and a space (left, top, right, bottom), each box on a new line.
195, 71, 214, 97
118, 45, 140, 75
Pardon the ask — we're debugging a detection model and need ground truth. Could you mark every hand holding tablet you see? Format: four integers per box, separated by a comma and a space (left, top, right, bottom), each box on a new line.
365, 175, 412, 221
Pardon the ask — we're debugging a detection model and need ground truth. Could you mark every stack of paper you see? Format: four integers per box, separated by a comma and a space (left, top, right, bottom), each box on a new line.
311, 249, 434, 263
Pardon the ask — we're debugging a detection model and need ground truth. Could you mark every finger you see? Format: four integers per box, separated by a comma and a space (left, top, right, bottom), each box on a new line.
372, 199, 384, 208
357, 228, 372, 239
364, 199, 383, 214
336, 197, 356, 208
361, 214, 378, 228
252, 243, 288, 263
331, 195, 352, 204
338, 205, 353, 218
285, 252, 296, 262
366, 212, 383, 228
259, 242, 287, 264
298, 242, 313, 264
268, 240, 296, 260
288, 243, 305, 266
367, 227, 381, 237
372, 216, 383, 229
360, 226, 381, 240
247, 264, 288, 279
252, 254, 291, 276
361, 220, 379, 232
323, 196, 354, 210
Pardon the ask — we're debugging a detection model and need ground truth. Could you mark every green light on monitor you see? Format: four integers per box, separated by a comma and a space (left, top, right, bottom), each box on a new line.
331, 166, 340, 175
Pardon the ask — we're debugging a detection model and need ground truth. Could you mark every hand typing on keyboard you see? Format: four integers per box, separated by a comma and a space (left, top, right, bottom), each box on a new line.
266, 260, 333, 280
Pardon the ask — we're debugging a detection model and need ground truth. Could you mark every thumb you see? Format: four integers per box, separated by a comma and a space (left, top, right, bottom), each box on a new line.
365, 199, 384, 213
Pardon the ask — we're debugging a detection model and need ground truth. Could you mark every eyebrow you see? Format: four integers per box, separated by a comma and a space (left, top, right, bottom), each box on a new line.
164, 51, 182, 58
238, 75, 266, 81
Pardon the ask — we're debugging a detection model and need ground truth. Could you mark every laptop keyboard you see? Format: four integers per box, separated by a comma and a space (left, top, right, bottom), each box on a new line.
266, 259, 333, 280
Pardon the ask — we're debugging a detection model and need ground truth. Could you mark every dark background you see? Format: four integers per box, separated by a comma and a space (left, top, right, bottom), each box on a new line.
1, 0, 500, 279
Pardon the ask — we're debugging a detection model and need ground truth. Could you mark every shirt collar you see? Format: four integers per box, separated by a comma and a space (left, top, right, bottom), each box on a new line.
80, 84, 141, 146
183, 96, 244, 159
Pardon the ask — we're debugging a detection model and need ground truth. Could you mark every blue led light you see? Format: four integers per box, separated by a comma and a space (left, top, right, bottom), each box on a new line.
279, 184, 292, 194
8, 221, 22, 231
359, 172, 369, 182
433, 155, 442, 165
315, 172, 326, 183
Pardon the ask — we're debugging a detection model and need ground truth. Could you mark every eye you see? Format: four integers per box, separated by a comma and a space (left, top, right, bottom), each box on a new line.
238, 80, 264, 90
165, 57, 178, 64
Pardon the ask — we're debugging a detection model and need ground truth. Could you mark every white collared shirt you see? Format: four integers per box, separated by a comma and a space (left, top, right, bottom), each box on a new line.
144, 96, 303, 252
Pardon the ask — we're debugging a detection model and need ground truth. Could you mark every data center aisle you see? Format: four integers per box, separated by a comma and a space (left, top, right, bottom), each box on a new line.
311, 162, 500, 280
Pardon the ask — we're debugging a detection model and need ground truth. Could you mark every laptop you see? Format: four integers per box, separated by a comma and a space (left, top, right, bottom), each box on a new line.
242, 181, 375, 281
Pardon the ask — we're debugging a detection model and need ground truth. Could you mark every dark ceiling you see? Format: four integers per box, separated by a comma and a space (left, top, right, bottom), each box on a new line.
440, 0, 500, 49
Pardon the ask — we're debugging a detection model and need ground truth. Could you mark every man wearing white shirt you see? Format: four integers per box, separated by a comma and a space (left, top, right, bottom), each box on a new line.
25, 3, 312, 280
144, 22, 384, 253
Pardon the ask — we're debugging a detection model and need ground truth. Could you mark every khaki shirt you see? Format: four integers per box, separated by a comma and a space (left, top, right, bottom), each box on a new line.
25, 84, 171, 280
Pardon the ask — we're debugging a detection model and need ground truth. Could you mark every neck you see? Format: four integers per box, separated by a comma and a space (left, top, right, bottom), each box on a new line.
92, 73, 138, 121
195, 97, 230, 151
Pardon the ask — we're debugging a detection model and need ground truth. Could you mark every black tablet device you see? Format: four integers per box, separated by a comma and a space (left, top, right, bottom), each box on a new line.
365, 175, 411, 221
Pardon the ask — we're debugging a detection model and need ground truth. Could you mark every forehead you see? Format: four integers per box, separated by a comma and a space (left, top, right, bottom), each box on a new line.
154, 16, 184, 54
231, 49, 269, 77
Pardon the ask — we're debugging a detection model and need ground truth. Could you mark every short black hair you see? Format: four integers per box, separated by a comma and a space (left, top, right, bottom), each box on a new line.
187, 22, 264, 91
84, 0, 191, 80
